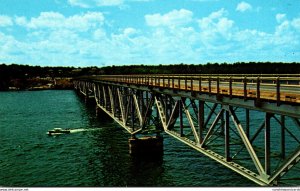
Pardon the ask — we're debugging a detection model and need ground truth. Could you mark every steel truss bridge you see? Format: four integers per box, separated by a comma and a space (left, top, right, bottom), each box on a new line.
74, 74, 300, 186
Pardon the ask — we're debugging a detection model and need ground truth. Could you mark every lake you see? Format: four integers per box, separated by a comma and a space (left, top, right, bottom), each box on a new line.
0, 90, 298, 187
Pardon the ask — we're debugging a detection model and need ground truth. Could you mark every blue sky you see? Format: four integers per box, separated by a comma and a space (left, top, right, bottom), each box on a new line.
0, 0, 300, 67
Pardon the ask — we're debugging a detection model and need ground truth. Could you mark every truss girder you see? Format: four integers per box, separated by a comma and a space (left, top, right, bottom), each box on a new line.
74, 80, 300, 186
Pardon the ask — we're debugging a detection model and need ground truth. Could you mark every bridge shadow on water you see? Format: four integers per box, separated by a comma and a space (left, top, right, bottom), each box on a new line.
126, 154, 166, 186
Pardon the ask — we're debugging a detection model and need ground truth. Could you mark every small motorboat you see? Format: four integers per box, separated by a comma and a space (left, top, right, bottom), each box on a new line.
47, 128, 71, 136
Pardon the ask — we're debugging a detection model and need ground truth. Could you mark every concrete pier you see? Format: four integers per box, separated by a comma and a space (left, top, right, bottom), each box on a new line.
128, 136, 163, 156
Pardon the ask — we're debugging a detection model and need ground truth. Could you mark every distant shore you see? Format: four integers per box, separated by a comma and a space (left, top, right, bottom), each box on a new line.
4, 77, 73, 91
1, 62, 299, 91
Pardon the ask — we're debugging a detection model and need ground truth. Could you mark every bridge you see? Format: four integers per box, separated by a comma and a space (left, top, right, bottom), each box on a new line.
73, 74, 300, 186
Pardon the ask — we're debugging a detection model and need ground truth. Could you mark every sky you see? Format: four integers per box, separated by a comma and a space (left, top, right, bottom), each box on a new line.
0, 0, 300, 67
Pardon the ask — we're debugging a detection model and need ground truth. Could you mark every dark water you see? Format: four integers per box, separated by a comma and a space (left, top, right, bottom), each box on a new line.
0, 90, 298, 187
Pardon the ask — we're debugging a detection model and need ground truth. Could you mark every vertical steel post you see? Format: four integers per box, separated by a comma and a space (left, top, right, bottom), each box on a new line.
217, 77, 220, 96
167, 96, 172, 121
172, 77, 174, 89
191, 77, 193, 91
265, 113, 271, 175
244, 77, 247, 100
158, 76, 161, 87
179, 100, 184, 137
281, 115, 286, 159
140, 91, 143, 118
146, 91, 149, 107
229, 77, 232, 99
225, 109, 230, 161
276, 77, 281, 106
199, 77, 202, 93
178, 77, 181, 89
198, 100, 204, 145
246, 109, 250, 138
257, 77, 260, 103
208, 77, 211, 95
185, 76, 187, 91
131, 95, 135, 130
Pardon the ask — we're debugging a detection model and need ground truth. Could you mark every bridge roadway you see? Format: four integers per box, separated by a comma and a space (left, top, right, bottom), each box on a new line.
74, 74, 300, 186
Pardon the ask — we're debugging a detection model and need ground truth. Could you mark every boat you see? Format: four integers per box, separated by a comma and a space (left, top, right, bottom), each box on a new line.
47, 128, 71, 136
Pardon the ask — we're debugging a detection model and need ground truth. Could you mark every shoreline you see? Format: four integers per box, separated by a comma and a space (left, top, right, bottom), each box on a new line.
1, 87, 74, 92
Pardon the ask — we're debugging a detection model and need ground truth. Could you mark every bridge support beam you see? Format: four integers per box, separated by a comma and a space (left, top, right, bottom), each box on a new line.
74, 78, 300, 186
265, 113, 272, 175
225, 110, 231, 162
128, 136, 163, 156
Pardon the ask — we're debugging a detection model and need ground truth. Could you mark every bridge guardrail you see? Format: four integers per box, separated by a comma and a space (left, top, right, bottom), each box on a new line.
78, 75, 300, 105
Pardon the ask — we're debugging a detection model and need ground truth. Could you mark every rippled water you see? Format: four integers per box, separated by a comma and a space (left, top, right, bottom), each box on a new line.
0, 90, 298, 187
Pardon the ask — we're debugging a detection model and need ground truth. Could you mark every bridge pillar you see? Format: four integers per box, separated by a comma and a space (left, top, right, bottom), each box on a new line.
128, 135, 163, 156
84, 96, 95, 105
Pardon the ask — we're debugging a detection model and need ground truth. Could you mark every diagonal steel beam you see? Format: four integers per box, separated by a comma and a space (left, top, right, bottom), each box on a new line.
292, 118, 300, 131
204, 103, 218, 129
108, 86, 115, 116
190, 99, 199, 117
117, 89, 126, 125
166, 101, 179, 130
182, 99, 200, 144
93, 84, 99, 105
141, 94, 155, 129
154, 96, 167, 130
250, 121, 265, 144
133, 94, 143, 127
201, 109, 224, 147
102, 86, 107, 109
97, 84, 101, 105
268, 146, 300, 184
228, 106, 268, 180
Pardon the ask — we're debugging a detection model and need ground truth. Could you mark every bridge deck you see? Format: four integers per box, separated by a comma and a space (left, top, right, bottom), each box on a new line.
82, 75, 300, 105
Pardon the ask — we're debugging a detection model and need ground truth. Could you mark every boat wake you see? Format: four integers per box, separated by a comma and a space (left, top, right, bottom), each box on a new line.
69, 128, 101, 133
47, 128, 101, 136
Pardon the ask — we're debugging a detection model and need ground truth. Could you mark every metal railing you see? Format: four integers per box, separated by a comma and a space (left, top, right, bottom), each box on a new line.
81, 74, 300, 105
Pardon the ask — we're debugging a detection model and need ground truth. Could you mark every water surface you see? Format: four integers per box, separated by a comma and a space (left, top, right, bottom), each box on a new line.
0, 90, 298, 187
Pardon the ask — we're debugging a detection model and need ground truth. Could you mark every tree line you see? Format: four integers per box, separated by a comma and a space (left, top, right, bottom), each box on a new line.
0, 62, 299, 90
100, 62, 300, 75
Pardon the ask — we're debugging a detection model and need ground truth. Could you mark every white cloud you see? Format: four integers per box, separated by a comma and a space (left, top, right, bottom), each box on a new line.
273, 20, 296, 45
233, 18, 298, 52
236, 1, 252, 12
68, 0, 152, 8
123, 27, 138, 36
198, 9, 234, 44
191, 0, 219, 2
291, 18, 300, 31
93, 29, 107, 40
0, 15, 13, 27
145, 9, 193, 27
68, 0, 90, 8
95, 0, 124, 6
1, 8, 300, 66
276, 13, 286, 23
15, 16, 27, 26
15, 12, 104, 31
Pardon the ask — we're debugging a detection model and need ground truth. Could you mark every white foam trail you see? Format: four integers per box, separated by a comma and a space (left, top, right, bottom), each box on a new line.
69, 128, 101, 133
